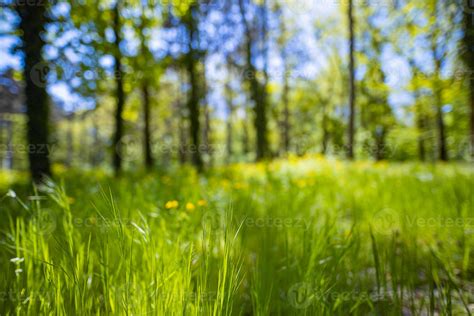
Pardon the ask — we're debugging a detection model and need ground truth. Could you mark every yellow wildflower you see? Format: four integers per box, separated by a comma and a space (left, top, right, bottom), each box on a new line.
165, 200, 179, 209
186, 202, 195, 211
198, 199, 207, 207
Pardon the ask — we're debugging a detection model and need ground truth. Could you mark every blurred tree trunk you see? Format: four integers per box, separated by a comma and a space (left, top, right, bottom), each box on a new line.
16, 1, 52, 182
427, 0, 453, 162
463, 1, 474, 159
176, 71, 187, 164
178, 115, 187, 164
6, 119, 14, 169
434, 94, 448, 161
416, 107, 427, 161
347, 0, 356, 160
374, 127, 387, 161
242, 102, 250, 156
202, 74, 212, 166
279, 7, 291, 155
203, 103, 211, 164
411, 66, 427, 161
184, 6, 203, 171
225, 78, 234, 162
91, 117, 101, 167
79, 116, 87, 167
260, 0, 270, 159
142, 82, 153, 169
185, 55, 203, 170
470, 78, 474, 159
402, 15, 427, 161
433, 60, 448, 161
239, 0, 269, 161
361, 4, 393, 161
253, 68, 269, 160
112, 1, 126, 175
8, 120, 13, 169
318, 80, 335, 156
139, 5, 154, 170
321, 108, 329, 155
66, 114, 74, 167
281, 55, 290, 154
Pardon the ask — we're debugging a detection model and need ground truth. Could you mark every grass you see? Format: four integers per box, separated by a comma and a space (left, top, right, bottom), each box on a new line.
0, 157, 473, 315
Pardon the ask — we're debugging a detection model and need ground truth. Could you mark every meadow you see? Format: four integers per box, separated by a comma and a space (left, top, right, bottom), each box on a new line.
0, 157, 473, 315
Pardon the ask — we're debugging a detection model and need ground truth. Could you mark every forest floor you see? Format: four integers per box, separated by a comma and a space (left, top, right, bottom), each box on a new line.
0, 157, 473, 315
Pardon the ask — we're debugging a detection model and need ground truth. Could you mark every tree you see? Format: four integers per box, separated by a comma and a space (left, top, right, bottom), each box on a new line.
224, 64, 235, 162
275, 2, 291, 155
65, 0, 133, 173
163, 1, 207, 170
141, 78, 153, 169
183, 4, 204, 170
347, 0, 356, 159
403, 23, 429, 160
411, 64, 429, 161
314, 70, 338, 155
16, 0, 52, 181
281, 50, 291, 154
136, 2, 156, 170
238, 0, 269, 160
201, 70, 212, 165
242, 97, 251, 157
391, 3, 429, 161
359, 4, 395, 161
111, 0, 126, 174
311, 15, 348, 156
409, 35, 429, 161
425, 0, 459, 161
462, 0, 474, 159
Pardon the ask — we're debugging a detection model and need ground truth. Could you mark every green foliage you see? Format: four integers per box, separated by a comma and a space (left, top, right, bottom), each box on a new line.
1, 158, 473, 314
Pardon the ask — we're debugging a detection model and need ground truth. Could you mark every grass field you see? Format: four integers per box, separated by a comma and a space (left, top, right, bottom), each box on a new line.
0, 157, 473, 315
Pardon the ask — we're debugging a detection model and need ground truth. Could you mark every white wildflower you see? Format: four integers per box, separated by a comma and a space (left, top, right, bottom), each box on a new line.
10, 257, 24, 264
